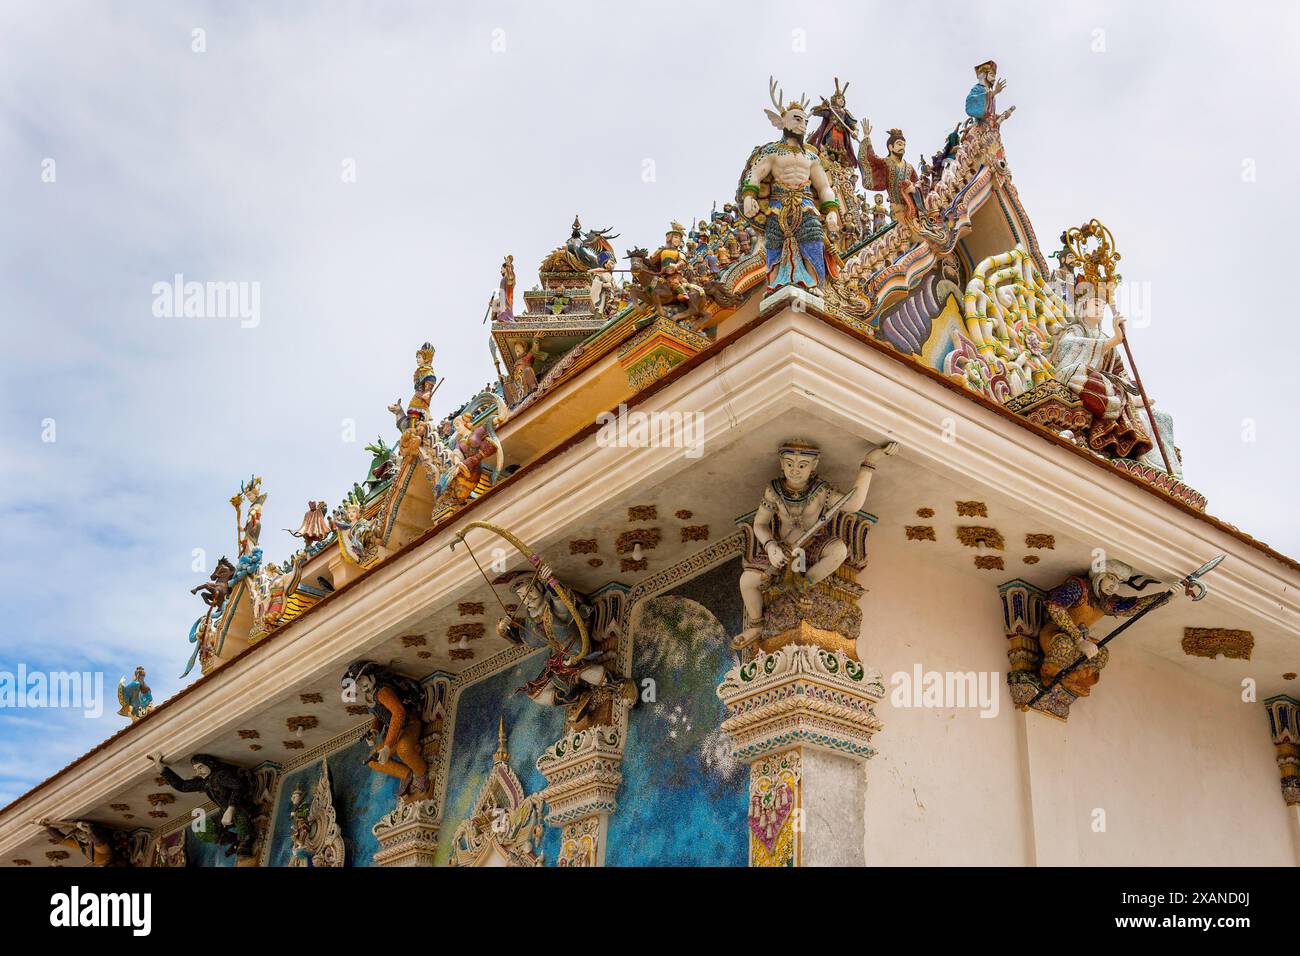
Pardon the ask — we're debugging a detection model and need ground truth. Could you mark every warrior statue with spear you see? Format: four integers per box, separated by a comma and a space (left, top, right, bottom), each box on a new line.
1030, 554, 1224, 706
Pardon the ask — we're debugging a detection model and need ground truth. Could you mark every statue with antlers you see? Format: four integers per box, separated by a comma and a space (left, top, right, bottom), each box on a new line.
737, 77, 843, 294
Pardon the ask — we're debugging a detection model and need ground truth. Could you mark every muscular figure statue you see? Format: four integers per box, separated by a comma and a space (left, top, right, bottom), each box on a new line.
734, 439, 898, 649
739, 78, 843, 292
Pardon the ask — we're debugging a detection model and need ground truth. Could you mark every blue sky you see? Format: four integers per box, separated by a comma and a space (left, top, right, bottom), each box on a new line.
2, 0, 1297, 803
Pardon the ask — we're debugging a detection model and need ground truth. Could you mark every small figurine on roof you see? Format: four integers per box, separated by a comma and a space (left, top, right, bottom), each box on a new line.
965, 60, 1014, 126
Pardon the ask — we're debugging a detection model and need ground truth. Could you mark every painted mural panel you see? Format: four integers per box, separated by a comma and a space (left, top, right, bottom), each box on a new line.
606, 558, 747, 866
263, 737, 397, 867
436, 649, 565, 866
184, 822, 234, 868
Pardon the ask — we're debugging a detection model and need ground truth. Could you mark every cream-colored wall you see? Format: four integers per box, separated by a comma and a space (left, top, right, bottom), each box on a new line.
856, 531, 1295, 866
1066, 649, 1292, 865
857, 532, 1030, 865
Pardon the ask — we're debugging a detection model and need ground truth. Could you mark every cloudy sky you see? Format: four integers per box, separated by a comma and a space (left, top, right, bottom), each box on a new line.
1, 0, 1297, 803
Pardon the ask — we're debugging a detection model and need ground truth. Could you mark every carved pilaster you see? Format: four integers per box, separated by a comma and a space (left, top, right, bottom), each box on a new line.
998, 579, 1045, 705
1264, 696, 1300, 808
537, 725, 624, 867
717, 643, 885, 866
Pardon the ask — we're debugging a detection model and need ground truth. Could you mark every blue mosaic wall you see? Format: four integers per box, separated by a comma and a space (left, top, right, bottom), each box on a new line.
605, 557, 747, 866
263, 736, 398, 867
435, 648, 565, 866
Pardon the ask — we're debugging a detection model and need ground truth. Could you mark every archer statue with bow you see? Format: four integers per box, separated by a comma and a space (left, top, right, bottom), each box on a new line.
453, 521, 636, 731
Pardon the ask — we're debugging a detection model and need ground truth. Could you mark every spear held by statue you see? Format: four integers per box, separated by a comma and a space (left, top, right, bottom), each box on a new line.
1025, 555, 1225, 710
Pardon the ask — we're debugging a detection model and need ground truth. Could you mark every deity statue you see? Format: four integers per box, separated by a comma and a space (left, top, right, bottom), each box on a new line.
340, 661, 430, 799
449, 520, 634, 731
37, 819, 128, 867
1038, 560, 1171, 698
436, 408, 500, 507
1048, 273, 1154, 460
505, 337, 548, 406
287, 500, 332, 546
734, 439, 899, 650
387, 342, 439, 433
116, 665, 153, 721
809, 77, 859, 169
332, 496, 378, 565
150, 752, 259, 858
965, 60, 1011, 125
869, 193, 889, 233
626, 216, 744, 326
738, 78, 843, 293
490, 254, 516, 322
646, 222, 691, 300
857, 123, 944, 243
232, 476, 266, 557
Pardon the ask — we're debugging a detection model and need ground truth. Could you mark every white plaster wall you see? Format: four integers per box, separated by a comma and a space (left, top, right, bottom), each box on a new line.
1066, 648, 1293, 866
857, 531, 1295, 866
857, 534, 1031, 865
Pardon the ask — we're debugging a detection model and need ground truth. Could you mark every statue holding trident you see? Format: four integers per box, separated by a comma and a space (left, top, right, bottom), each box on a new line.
738, 77, 843, 293
733, 439, 899, 651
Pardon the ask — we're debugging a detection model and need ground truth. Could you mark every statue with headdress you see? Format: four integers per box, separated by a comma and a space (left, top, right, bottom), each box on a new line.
1038, 560, 1172, 698
809, 77, 859, 169
734, 438, 898, 651
857, 122, 945, 244
965, 59, 1012, 126
738, 77, 843, 293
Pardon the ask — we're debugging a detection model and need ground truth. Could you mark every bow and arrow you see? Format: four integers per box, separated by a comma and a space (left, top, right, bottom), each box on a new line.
451, 520, 591, 666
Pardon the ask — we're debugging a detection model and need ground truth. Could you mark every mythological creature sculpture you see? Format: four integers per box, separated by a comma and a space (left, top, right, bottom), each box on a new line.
738, 77, 843, 292
563, 218, 621, 316
1038, 560, 1171, 698
116, 666, 153, 721
150, 753, 260, 857
190, 557, 236, 611
734, 439, 899, 650
340, 661, 430, 798
37, 819, 128, 867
